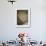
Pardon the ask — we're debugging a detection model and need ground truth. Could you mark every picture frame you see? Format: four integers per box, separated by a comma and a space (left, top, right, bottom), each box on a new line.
16, 8, 31, 28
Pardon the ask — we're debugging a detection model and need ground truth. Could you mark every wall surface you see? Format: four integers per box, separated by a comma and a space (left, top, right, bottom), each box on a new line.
0, 0, 46, 42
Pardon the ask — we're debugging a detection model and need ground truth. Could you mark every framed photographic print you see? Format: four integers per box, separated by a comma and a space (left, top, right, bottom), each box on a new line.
16, 8, 30, 27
